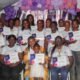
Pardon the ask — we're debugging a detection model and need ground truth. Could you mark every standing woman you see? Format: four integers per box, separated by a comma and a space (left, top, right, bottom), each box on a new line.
26, 14, 36, 31
0, 35, 24, 80
23, 36, 44, 80
49, 36, 73, 80
18, 19, 31, 51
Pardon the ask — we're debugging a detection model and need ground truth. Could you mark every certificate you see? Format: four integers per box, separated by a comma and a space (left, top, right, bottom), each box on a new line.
35, 54, 45, 64
46, 35, 51, 40
4, 55, 11, 64
30, 54, 35, 64
68, 32, 75, 41
4, 52, 19, 64
9, 52, 19, 63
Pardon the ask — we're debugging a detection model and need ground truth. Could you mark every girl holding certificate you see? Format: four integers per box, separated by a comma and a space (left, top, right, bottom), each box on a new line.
30, 43, 48, 80
0, 35, 24, 80
49, 36, 73, 80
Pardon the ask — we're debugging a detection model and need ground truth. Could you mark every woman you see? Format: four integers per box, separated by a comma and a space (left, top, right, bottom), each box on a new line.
58, 19, 65, 32
31, 20, 45, 48
23, 36, 48, 80
49, 36, 73, 80
69, 19, 80, 80
0, 35, 24, 80
44, 18, 52, 37
18, 19, 31, 51
45, 21, 63, 53
26, 14, 36, 31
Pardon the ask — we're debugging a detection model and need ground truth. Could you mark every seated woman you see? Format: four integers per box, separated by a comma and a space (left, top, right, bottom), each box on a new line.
0, 35, 25, 80
49, 36, 74, 80
23, 36, 48, 80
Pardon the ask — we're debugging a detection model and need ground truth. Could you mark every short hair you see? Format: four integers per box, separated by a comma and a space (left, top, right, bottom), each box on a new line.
72, 19, 79, 24
55, 36, 63, 41
7, 35, 17, 41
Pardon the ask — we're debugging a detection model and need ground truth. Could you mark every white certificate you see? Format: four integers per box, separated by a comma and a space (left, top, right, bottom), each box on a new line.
35, 54, 45, 64
9, 52, 19, 63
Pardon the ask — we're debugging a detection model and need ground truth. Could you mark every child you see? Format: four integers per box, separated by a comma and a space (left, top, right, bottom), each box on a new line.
30, 43, 48, 80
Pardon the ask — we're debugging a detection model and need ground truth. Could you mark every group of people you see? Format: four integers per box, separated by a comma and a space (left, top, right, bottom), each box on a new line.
0, 13, 80, 80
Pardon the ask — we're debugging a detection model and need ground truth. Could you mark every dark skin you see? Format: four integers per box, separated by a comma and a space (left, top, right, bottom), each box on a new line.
32, 46, 45, 80
1, 37, 23, 67
44, 22, 58, 52
46, 19, 51, 28
49, 36, 74, 70
37, 20, 44, 31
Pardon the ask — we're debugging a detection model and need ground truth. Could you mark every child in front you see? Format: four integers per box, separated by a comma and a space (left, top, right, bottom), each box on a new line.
30, 43, 46, 80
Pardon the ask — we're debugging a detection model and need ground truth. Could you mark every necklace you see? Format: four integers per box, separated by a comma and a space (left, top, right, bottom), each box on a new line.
57, 46, 63, 57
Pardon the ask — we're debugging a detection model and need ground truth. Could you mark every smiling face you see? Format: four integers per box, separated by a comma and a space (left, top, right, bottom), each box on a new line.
72, 20, 79, 31
22, 19, 30, 30
14, 19, 20, 27
46, 19, 51, 28
8, 35, 16, 47
28, 38, 36, 48
51, 22, 58, 33
55, 36, 63, 47
58, 19, 64, 27
27, 14, 34, 25
65, 21, 70, 31
33, 44, 40, 53
37, 20, 44, 31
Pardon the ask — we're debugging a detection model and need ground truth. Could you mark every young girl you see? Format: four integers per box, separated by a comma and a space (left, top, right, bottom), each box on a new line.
30, 43, 47, 80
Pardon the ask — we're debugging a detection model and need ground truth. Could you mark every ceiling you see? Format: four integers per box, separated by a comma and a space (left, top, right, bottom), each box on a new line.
0, 0, 19, 10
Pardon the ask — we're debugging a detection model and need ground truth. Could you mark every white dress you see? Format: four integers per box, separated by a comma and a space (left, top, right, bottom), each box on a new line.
30, 54, 44, 78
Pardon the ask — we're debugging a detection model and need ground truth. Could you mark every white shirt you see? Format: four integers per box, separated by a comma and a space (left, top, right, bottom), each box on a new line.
18, 29, 31, 44
31, 25, 37, 31
48, 31, 63, 52
2, 26, 11, 36
58, 27, 65, 32
0, 33, 5, 47
1, 45, 22, 55
49, 46, 72, 67
68, 31, 80, 51
1, 45, 22, 63
31, 29, 45, 47
44, 28, 52, 37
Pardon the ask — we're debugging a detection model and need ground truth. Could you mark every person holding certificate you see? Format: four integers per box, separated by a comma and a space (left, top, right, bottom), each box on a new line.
0, 35, 25, 80
30, 43, 47, 80
23, 36, 47, 80
18, 19, 31, 51
69, 19, 80, 80
49, 36, 73, 80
